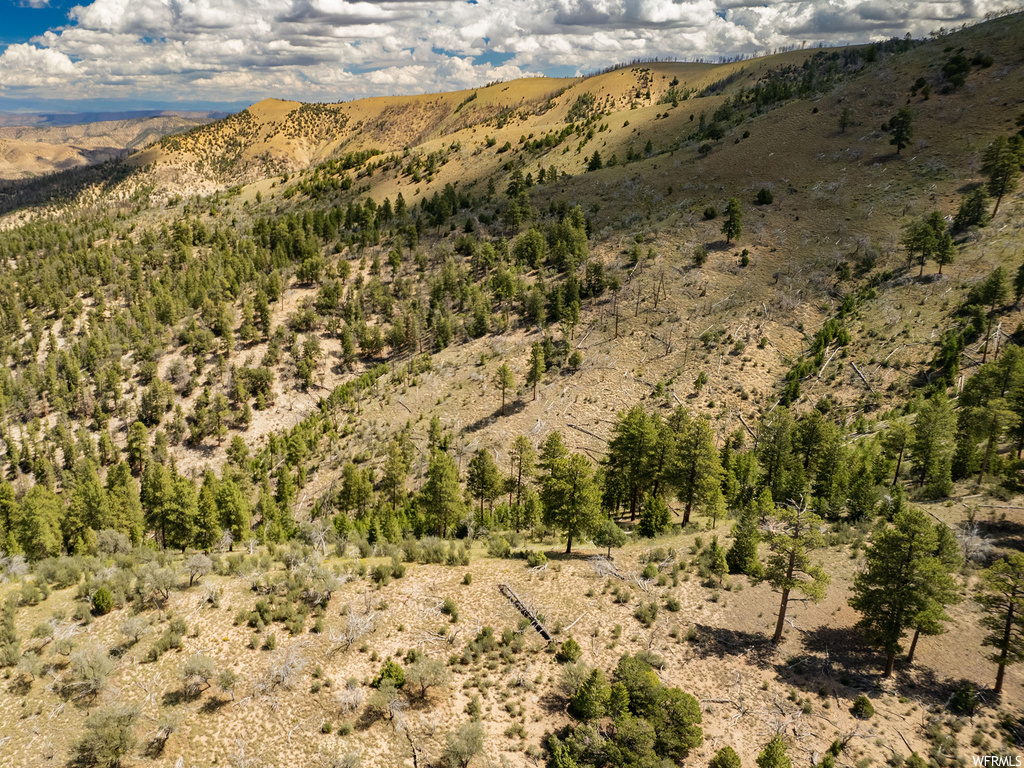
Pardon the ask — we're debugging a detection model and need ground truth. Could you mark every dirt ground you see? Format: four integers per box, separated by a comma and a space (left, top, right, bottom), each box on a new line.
1, 509, 1020, 768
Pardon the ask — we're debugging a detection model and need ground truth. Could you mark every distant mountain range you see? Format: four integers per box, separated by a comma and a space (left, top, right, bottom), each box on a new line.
0, 112, 220, 180
0, 109, 227, 128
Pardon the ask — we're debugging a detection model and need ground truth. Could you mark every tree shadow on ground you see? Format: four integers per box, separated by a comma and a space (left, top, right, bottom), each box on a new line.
785, 625, 991, 708
687, 623, 775, 669
461, 399, 529, 435
143, 736, 171, 759
775, 624, 882, 699
544, 548, 614, 563
161, 687, 201, 707
7, 675, 32, 696
706, 239, 736, 252
538, 690, 568, 715
895, 671, 993, 709
976, 517, 1024, 553
199, 696, 230, 715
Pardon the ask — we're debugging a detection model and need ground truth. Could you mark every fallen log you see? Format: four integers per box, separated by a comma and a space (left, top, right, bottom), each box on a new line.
498, 583, 551, 641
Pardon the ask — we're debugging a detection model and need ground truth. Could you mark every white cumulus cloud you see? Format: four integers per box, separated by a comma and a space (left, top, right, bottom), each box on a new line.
0, 43, 78, 87
0, 0, 1017, 105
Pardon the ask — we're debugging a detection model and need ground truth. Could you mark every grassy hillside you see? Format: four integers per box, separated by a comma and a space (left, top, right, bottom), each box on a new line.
0, 11, 1022, 768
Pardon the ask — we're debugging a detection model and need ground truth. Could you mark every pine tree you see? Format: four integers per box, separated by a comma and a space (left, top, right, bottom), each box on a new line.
593, 517, 627, 558
421, 451, 465, 538
727, 494, 763, 577
672, 412, 724, 526
165, 473, 199, 552
105, 462, 143, 545
709, 536, 728, 585
710, 745, 743, 768
126, 421, 149, 476
757, 409, 803, 505
63, 462, 110, 553
256, 479, 290, 543
637, 495, 671, 537
527, 342, 545, 400
569, 668, 610, 720
721, 197, 742, 244
838, 107, 852, 134
196, 471, 221, 551
539, 431, 568, 474
541, 453, 601, 554
652, 687, 703, 761
275, 465, 296, 509
756, 735, 792, 768
141, 461, 174, 549
849, 508, 959, 676
887, 108, 913, 155
911, 392, 956, 497
977, 553, 1024, 695
380, 440, 409, 513
902, 212, 953, 276
337, 462, 373, 517
880, 420, 911, 487
466, 449, 502, 520
217, 477, 250, 548
954, 187, 990, 231
763, 499, 829, 643
981, 135, 1022, 216
906, 523, 962, 665
0, 482, 20, 555
508, 435, 535, 514
12, 484, 62, 561
492, 363, 515, 416
604, 405, 658, 520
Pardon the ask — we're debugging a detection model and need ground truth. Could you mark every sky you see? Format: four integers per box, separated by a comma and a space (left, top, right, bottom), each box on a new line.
0, 0, 1017, 113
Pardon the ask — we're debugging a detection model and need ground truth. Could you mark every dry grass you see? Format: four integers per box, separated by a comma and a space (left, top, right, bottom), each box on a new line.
1, 509, 1020, 767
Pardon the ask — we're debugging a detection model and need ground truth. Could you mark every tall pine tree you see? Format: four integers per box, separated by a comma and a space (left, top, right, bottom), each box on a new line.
763, 499, 829, 643
850, 508, 959, 676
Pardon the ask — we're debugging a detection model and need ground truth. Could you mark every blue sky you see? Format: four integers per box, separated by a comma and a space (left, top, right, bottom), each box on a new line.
0, 0, 1017, 113
1, 1, 72, 46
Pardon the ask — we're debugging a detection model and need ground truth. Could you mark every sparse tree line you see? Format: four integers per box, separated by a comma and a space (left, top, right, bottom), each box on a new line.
8, 337, 1024, 693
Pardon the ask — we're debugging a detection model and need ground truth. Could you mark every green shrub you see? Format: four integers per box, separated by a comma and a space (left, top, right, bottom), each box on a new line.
487, 535, 511, 559
441, 598, 459, 623
92, 588, 114, 616
756, 188, 774, 205
756, 735, 791, 768
634, 602, 658, 628
710, 745, 742, 768
555, 637, 582, 664
950, 683, 979, 716
851, 695, 875, 719
373, 659, 405, 688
